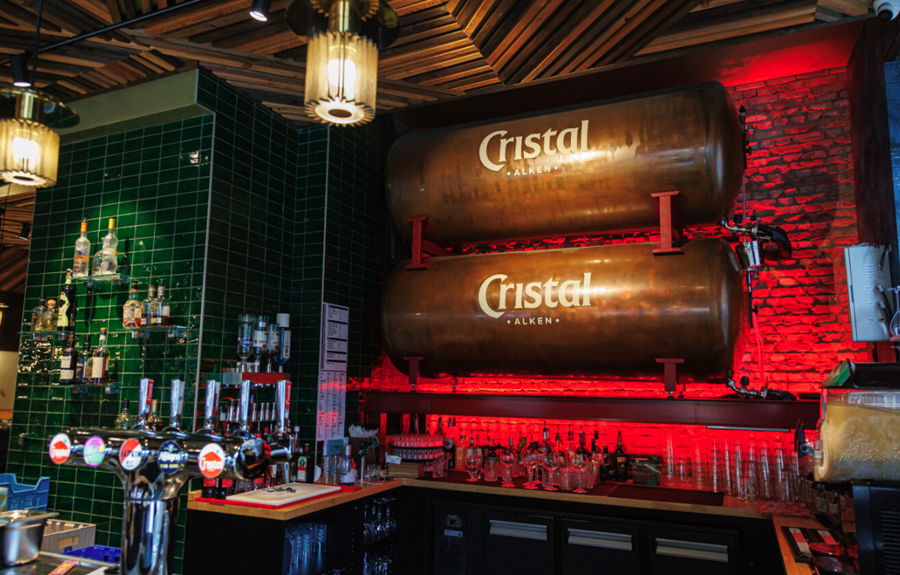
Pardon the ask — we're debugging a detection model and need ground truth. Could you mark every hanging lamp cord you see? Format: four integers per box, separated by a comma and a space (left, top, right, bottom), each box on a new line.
31, 0, 45, 86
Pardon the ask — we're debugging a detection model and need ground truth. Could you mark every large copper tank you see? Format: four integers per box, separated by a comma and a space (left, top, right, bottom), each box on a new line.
382, 239, 743, 378
386, 82, 743, 245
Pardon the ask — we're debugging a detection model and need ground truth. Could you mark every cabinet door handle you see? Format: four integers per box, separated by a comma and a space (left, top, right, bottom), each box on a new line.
654, 537, 729, 563
489, 519, 548, 541
567, 528, 632, 551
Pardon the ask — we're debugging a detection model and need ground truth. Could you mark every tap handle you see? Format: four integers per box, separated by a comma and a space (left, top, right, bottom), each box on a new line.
135, 378, 154, 428
239, 380, 251, 434
275, 380, 287, 434
169, 379, 185, 430
203, 380, 220, 431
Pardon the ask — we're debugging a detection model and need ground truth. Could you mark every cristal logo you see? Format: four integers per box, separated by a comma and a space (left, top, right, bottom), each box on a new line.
199, 444, 226, 479
49, 433, 71, 464
478, 120, 590, 172
477, 273, 593, 319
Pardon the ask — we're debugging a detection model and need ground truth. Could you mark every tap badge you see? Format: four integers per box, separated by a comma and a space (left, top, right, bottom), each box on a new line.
49, 433, 71, 465
119, 438, 144, 471
198, 443, 226, 479
158, 441, 182, 475
83, 436, 106, 467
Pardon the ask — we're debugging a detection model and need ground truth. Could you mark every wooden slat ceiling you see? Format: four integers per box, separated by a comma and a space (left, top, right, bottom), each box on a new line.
0, 186, 34, 294
0, 0, 871, 123
0, 0, 874, 294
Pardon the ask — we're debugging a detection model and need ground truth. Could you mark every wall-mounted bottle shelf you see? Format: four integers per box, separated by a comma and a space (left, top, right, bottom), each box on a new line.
114, 325, 189, 339
72, 273, 130, 288
362, 391, 821, 430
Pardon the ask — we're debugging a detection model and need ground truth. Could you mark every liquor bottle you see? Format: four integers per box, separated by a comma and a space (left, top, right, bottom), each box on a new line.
614, 431, 628, 482
157, 284, 171, 326
76, 334, 91, 384
251, 315, 268, 372
122, 281, 142, 328
273, 313, 291, 372
72, 218, 90, 278
92, 218, 118, 275
57, 270, 76, 334
237, 314, 253, 372
600, 445, 613, 480
31, 298, 47, 330
40, 299, 57, 332
143, 285, 159, 326
339, 444, 358, 485
590, 436, 603, 484
114, 399, 133, 430
90, 327, 109, 385
59, 332, 78, 385
147, 400, 162, 431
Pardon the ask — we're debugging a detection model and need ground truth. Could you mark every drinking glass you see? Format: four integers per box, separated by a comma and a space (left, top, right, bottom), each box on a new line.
569, 449, 589, 493
541, 450, 561, 491
521, 442, 541, 489
500, 446, 517, 487
464, 446, 482, 482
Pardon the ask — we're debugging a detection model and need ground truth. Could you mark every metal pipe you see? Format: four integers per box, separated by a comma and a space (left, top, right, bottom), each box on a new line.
238, 380, 252, 437
275, 380, 287, 435
120, 496, 179, 575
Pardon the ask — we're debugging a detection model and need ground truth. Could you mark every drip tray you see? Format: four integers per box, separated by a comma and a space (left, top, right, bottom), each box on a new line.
605, 484, 724, 506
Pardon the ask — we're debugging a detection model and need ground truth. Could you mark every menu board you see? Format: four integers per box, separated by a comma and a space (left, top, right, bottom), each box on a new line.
316, 303, 349, 441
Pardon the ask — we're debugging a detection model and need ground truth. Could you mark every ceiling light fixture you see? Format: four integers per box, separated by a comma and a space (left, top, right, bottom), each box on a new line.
1, 0, 78, 187
11, 54, 31, 88
288, 0, 399, 127
249, 0, 272, 22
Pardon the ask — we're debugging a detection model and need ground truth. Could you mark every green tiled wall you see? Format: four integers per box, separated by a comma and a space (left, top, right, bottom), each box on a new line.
7, 70, 392, 570
9, 114, 214, 554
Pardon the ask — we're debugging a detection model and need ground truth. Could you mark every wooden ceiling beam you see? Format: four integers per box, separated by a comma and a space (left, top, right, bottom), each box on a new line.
598, 0, 701, 66
141, 0, 247, 34
485, 0, 564, 71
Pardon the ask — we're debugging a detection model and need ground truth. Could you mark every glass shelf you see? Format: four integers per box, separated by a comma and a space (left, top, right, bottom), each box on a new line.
113, 325, 190, 339
72, 273, 130, 288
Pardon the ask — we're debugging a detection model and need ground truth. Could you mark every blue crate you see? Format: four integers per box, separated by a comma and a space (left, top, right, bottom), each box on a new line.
0, 473, 50, 511
63, 545, 121, 564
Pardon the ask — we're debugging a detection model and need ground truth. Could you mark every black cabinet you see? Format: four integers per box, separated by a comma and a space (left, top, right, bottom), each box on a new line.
645, 524, 738, 575
434, 503, 485, 575
560, 518, 639, 575
483, 510, 554, 575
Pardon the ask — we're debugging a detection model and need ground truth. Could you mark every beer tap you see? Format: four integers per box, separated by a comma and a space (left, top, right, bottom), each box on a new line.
163, 379, 185, 434
237, 379, 252, 438
133, 378, 153, 431
199, 379, 220, 436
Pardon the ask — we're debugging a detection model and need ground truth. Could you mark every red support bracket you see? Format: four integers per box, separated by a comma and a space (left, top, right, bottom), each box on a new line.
407, 216, 449, 270
651, 191, 684, 255
656, 358, 685, 399
404, 356, 424, 392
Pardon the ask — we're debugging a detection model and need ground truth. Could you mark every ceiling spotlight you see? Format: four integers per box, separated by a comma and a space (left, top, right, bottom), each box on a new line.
11, 54, 31, 88
18, 222, 31, 240
249, 0, 272, 21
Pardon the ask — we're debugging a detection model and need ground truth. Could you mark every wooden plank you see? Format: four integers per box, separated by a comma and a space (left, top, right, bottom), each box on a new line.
817, 0, 869, 16
484, 0, 564, 70
67, 0, 114, 25
637, 4, 817, 54
140, 49, 180, 71
141, 0, 246, 34
516, 0, 617, 83
408, 58, 496, 86
105, 0, 123, 23
597, 0, 701, 66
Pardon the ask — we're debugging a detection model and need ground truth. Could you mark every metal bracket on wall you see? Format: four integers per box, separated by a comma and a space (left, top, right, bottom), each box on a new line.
651, 191, 684, 255
404, 356, 424, 392
656, 357, 685, 398
406, 216, 448, 270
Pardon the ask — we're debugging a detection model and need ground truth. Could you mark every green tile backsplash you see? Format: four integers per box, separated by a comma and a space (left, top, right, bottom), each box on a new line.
6, 69, 392, 571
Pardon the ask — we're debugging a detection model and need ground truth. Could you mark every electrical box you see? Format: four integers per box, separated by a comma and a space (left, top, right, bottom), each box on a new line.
845, 244, 892, 342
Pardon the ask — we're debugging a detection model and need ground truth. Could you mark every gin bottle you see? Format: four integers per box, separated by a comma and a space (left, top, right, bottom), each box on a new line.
72, 219, 90, 277
92, 218, 118, 275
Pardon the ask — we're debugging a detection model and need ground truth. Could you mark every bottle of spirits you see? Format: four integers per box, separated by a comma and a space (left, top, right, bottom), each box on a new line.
157, 284, 170, 326
72, 219, 90, 278
251, 315, 268, 372
90, 327, 109, 385
57, 270, 76, 334
273, 313, 291, 372
122, 281, 142, 328
600, 445, 613, 480
76, 334, 91, 384
143, 285, 159, 326
59, 332, 78, 385
115, 399, 133, 430
614, 430, 628, 482
147, 399, 162, 431
92, 218, 118, 275
31, 298, 47, 330
40, 299, 57, 332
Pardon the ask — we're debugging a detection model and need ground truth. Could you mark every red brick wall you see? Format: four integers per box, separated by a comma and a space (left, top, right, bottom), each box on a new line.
354, 67, 871, 399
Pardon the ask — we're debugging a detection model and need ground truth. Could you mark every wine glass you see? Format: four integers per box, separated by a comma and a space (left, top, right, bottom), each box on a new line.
464, 446, 482, 482
542, 450, 562, 491
570, 448, 589, 493
521, 442, 541, 489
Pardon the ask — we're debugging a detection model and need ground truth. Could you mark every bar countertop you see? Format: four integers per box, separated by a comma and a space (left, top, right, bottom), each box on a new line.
187, 476, 763, 521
